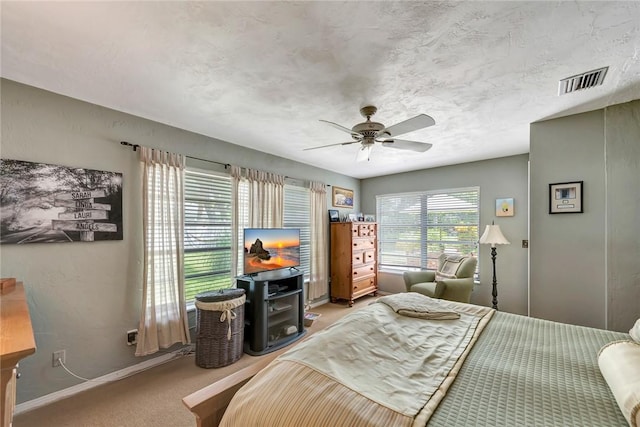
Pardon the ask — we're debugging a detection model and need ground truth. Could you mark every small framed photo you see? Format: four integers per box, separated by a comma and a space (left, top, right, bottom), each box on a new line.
332, 186, 354, 208
348, 213, 357, 222
549, 181, 583, 214
328, 209, 340, 222
496, 198, 514, 217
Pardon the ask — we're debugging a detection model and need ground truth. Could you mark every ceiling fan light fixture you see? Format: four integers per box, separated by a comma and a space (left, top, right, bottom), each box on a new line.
356, 143, 374, 162
314, 106, 436, 160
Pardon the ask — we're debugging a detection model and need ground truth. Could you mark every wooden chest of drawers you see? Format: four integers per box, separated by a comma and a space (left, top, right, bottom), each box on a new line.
330, 222, 378, 306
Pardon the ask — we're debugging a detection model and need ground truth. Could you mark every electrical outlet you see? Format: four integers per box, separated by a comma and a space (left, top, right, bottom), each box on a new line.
127, 329, 138, 346
52, 350, 65, 367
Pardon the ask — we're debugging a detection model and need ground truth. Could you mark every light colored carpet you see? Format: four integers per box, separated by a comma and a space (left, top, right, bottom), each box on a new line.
14, 297, 374, 427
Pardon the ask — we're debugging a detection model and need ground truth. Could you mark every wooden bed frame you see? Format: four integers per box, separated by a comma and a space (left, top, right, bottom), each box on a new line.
181, 348, 284, 427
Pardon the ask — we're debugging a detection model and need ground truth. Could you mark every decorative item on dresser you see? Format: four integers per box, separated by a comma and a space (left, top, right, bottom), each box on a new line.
330, 222, 378, 307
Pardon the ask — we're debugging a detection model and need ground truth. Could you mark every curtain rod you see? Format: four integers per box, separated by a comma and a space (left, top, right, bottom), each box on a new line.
120, 141, 229, 168
120, 141, 332, 186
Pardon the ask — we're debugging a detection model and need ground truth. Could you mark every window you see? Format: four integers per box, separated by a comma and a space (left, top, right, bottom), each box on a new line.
183, 169, 233, 302
376, 187, 479, 271
283, 184, 310, 278
236, 181, 311, 278
184, 170, 312, 303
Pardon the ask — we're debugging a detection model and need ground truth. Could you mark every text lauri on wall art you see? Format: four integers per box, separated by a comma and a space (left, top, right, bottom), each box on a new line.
52, 190, 117, 240
0, 159, 123, 244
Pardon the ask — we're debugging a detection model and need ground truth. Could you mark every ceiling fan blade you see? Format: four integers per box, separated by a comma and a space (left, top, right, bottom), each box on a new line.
303, 141, 360, 151
319, 119, 361, 138
378, 114, 435, 138
380, 139, 433, 152
355, 144, 373, 162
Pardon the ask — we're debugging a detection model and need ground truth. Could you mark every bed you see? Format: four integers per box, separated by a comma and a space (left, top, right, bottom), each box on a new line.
183, 293, 639, 427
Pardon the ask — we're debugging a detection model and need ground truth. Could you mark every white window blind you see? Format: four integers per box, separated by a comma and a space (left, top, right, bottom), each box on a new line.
183, 169, 233, 302
283, 184, 311, 278
376, 187, 479, 270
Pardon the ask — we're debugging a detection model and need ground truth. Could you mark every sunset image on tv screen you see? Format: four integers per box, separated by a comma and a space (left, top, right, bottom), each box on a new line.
243, 228, 300, 274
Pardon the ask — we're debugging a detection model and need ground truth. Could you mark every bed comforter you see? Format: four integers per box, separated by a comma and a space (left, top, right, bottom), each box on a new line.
218, 293, 629, 426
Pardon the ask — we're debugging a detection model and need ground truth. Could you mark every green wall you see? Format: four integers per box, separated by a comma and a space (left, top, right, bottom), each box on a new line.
361, 155, 530, 315
0, 79, 358, 403
530, 100, 639, 330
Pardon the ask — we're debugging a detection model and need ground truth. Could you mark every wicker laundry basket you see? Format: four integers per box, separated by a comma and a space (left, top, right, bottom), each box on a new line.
195, 288, 246, 368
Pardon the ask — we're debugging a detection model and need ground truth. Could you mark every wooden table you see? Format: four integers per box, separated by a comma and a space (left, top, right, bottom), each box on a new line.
1, 282, 36, 427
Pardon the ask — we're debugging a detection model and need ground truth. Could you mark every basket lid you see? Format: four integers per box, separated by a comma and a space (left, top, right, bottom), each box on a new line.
195, 288, 245, 302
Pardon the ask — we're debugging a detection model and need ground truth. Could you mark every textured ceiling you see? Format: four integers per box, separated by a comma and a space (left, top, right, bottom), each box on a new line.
2, 1, 639, 179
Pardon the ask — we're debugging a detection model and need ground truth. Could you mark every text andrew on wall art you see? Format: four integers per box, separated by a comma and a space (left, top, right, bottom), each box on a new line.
0, 159, 123, 243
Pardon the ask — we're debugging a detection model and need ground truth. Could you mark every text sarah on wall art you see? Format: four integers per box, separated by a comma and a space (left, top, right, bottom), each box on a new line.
0, 159, 123, 244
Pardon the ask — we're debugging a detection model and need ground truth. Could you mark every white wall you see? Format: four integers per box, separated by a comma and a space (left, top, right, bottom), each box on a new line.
361, 155, 530, 315
0, 79, 359, 403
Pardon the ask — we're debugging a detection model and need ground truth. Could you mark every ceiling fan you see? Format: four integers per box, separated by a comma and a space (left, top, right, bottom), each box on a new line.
304, 106, 435, 162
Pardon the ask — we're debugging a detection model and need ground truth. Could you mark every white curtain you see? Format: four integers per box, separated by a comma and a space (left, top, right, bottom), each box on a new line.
136, 147, 190, 356
309, 181, 328, 300
230, 165, 285, 277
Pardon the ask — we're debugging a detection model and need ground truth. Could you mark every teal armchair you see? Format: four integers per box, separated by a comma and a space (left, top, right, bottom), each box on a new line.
402, 254, 477, 303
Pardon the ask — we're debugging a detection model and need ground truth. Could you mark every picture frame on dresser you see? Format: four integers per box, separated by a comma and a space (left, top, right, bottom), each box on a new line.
328, 209, 340, 222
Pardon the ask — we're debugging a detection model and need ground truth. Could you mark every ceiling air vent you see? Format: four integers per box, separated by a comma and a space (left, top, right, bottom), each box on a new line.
558, 66, 608, 95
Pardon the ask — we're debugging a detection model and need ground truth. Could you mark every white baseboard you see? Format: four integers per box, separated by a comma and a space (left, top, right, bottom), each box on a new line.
15, 347, 188, 415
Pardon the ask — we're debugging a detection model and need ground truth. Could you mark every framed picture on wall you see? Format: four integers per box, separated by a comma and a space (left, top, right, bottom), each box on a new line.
332, 186, 354, 208
549, 181, 583, 214
0, 158, 123, 243
495, 198, 514, 217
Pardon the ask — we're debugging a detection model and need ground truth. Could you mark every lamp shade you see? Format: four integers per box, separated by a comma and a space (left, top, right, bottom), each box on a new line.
479, 224, 510, 247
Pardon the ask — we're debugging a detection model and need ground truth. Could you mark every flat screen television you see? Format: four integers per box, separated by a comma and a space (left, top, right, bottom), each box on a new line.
243, 228, 300, 275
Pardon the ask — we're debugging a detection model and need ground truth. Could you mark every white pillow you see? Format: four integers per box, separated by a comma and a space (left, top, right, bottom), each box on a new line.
435, 271, 457, 282
598, 340, 640, 427
630, 319, 640, 343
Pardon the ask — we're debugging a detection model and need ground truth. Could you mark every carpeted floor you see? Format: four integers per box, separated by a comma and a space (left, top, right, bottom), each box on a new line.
13, 296, 374, 427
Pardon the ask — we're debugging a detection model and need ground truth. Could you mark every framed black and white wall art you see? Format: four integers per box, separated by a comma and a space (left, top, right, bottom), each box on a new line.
0, 159, 123, 243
